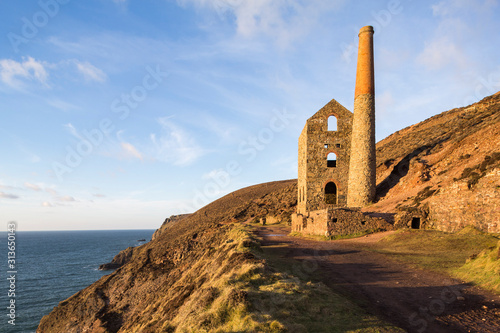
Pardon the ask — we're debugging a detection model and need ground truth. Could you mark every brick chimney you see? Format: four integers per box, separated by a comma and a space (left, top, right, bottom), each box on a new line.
347, 26, 376, 207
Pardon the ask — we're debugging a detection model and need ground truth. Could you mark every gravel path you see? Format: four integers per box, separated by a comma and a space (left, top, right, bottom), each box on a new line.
255, 225, 500, 333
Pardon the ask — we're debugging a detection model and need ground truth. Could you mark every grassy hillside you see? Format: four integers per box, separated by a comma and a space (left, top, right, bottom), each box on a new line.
38, 180, 401, 332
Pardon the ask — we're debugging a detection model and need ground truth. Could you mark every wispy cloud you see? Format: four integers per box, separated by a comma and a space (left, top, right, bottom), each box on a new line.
178, 0, 344, 47
45, 188, 58, 196
417, 37, 468, 70
0, 192, 19, 199
63, 123, 83, 140
57, 195, 76, 202
25, 182, 42, 191
431, 0, 498, 16
74, 60, 107, 83
150, 117, 208, 166
0, 57, 49, 88
121, 142, 143, 160
47, 98, 79, 112
42, 201, 53, 207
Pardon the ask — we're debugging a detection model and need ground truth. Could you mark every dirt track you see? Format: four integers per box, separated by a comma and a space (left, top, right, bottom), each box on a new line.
255, 225, 500, 333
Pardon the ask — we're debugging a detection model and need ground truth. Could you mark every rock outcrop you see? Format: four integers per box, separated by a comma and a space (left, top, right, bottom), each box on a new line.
98, 247, 135, 271
372, 92, 500, 232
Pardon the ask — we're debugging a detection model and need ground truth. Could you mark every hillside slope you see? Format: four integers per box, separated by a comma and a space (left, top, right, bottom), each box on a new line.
38, 180, 402, 332
372, 92, 500, 232
37, 180, 297, 332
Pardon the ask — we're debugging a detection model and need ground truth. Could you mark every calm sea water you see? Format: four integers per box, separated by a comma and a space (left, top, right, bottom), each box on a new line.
0, 229, 154, 333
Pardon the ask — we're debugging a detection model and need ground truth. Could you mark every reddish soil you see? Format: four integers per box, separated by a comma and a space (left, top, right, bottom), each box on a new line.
256, 225, 500, 333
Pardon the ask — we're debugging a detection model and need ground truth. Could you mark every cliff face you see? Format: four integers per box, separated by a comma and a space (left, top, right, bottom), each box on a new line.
37, 180, 297, 333
372, 92, 500, 232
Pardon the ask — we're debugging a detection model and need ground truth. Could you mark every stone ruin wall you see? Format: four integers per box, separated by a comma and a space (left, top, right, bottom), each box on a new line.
292, 208, 393, 237
298, 100, 353, 213
427, 170, 500, 233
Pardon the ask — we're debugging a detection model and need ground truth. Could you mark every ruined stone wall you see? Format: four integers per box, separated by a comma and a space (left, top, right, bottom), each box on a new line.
428, 170, 500, 233
300, 99, 353, 212
292, 208, 393, 237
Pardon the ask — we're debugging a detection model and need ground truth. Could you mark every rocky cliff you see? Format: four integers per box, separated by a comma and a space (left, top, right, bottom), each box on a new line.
372, 92, 500, 232
37, 180, 297, 332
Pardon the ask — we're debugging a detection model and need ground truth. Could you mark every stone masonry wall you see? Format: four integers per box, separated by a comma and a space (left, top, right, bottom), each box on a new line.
298, 99, 353, 212
348, 93, 376, 206
292, 208, 393, 237
428, 169, 500, 233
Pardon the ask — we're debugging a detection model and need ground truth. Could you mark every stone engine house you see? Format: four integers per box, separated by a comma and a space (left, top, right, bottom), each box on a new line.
292, 26, 386, 237
297, 100, 353, 215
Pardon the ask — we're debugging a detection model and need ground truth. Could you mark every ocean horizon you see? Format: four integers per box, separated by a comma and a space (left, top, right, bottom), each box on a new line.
0, 229, 155, 333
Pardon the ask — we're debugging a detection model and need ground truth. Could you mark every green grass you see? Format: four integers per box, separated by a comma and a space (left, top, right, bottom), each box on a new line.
454, 240, 500, 294
364, 226, 500, 293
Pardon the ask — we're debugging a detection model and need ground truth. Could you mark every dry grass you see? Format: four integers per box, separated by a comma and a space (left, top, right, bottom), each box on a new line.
166, 225, 403, 332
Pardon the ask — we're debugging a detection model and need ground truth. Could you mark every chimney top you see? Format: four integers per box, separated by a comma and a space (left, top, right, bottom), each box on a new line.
358, 26, 374, 36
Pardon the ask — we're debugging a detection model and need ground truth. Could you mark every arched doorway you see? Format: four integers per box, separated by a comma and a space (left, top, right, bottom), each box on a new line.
325, 182, 337, 205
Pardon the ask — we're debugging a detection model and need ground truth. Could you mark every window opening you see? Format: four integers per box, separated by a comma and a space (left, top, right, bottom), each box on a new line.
328, 116, 337, 131
327, 153, 337, 168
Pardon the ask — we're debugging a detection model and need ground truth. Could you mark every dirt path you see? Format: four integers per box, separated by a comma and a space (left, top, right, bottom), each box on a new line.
255, 225, 500, 333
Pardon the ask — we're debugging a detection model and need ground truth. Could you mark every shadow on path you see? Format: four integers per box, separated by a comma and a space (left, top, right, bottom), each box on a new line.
255, 225, 500, 333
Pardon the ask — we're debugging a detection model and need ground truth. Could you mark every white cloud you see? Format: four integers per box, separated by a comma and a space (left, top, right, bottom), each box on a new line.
0, 57, 49, 88
47, 99, 79, 112
63, 123, 83, 140
121, 142, 143, 160
202, 168, 227, 180
178, 0, 344, 47
74, 60, 107, 83
57, 195, 76, 202
432, 0, 498, 16
150, 117, 208, 166
0, 192, 19, 199
417, 38, 468, 70
25, 182, 42, 191
45, 188, 58, 196
42, 201, 53, 207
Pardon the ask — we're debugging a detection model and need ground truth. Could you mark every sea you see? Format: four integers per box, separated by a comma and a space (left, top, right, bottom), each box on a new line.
0, 229, 155, 333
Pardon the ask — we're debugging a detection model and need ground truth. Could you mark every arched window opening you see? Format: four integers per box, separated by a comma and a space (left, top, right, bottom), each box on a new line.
327, 152, 337, 168
328, 116, 337, 131
325, 182, 337, 205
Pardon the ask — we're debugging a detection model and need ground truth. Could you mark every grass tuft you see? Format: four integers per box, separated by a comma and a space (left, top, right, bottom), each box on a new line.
454, 240, 500, 294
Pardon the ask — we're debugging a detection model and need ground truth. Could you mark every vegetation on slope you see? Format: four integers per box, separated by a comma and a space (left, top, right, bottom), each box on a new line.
164, 225, 402, 332
454, 240, 500, 294
38, 180, 400, 332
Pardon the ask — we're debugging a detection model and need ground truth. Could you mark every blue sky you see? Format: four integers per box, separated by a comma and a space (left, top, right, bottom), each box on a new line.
1, 0, 499, 231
